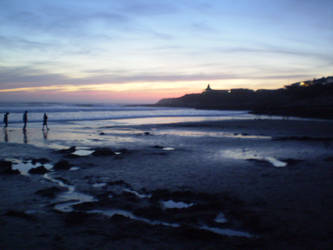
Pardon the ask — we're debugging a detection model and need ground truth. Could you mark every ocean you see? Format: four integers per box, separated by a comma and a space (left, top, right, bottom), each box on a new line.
0, 103, 251, 127
0, 102, 253, 149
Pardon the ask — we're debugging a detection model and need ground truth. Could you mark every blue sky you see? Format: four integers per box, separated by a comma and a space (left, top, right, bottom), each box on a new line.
0, 0, 332, 103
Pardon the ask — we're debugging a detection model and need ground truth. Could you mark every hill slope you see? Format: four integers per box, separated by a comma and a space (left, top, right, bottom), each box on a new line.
155, 77, 333, 119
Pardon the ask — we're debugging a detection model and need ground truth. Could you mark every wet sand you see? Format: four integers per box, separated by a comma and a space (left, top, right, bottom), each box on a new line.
1, 119, 333, 249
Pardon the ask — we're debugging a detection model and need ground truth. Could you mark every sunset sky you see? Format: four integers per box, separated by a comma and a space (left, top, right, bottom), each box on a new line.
0, 0, 332, 103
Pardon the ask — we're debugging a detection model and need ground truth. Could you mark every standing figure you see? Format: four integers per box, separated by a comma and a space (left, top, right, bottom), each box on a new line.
3, 112, 9, 127
42, 113, 49, 130
23, 111, 28, 130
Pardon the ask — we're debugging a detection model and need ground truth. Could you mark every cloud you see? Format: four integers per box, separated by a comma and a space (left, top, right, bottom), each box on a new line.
0, 0, 178, 56
215, 45, 333, 63
0, 0, 179, 38
190, 22, 218, 34
0, 3, 130, 39
0, 35, 54, 51
119, 1, 178, 16
0, 66, 70, 88
0, 65, 314, 91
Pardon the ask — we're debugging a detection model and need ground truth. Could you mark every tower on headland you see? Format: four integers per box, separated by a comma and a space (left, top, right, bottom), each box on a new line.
205, 84, 212, 92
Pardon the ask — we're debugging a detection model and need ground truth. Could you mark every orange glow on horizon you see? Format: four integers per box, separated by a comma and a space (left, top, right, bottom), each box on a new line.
0, 82, 200, 103
0, 76, 315, 103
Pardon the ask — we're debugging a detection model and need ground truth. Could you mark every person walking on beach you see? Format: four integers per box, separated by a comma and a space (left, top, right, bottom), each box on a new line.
3, 112, 9, 128
42, 113, 49, 130
23, 111, 28, 130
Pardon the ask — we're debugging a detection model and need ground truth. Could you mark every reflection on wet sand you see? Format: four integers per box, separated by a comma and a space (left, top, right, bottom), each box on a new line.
221, 149, 288, 168
4, 128, 8, 142
23, 129, 28, 144
43, 129, 48, 140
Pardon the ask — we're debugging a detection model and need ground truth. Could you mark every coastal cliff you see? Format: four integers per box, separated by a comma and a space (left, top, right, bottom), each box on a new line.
155, 77, 333, 119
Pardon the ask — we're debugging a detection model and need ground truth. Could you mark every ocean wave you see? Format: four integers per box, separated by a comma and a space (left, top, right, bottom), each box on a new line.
2, 112, 249, 124
0, 103, 249, 126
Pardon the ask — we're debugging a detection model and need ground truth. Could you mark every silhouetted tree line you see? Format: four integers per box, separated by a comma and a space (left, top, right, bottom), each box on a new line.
155, 77, 333, 119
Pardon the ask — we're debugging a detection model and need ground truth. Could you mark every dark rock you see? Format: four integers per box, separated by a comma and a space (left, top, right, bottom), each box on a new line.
108, 180, 131, 188
53, 160, 71, 170
246, 159, 269, 165
3, 168, 20, 175
73, 202, 98, 210
144, 132, 151, 136
5, 210, 36, 221
109, 214, 130, 223
57, 146, 76, 154
31, 158, 50, 165
282, 158, 303, 165
152, 152, 167, 156
229, 209, 270, 233
35, 186, 66, 198
273, 136, 333, 141
177, 225, 222, 240
118, 148, 130, 154
0, 160, 12, 168
92, 147, 115, 156
65, 212, 91, 225
152, 145, 164, 149
53, 234, 63, 241
28, 166, 49, 174
0, 161, 20, 175
133, 206, 163, 220
65, 154, 80, 159
99, 132, 105, 135
55, 177, 71, 185
324, 156, 333, 162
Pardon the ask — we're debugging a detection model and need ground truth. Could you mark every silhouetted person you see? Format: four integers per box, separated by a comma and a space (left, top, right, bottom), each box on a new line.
3, 112, 9, 127
42, 113, 49, 130
23, 111, 28, 130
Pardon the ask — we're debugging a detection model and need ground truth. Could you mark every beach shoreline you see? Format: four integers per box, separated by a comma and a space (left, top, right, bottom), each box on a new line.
1, 118, 333, 249
144, 103, 333, 120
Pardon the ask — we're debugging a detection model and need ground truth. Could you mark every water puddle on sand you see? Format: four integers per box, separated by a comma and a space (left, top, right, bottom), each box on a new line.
200, 225, 253, 238
87, 209, 180, 228
215, 212, 228, 224
43, 173, 73, 190
161, 200, 194, 209
87, 209, 253, 238
162, 147, 175, 151
43, 173, 97, 212
221, 150, 287, 168
53, 192, 97, 212
6, 159, 53, 176
4, 158, 97, 212
263, 157, 287, 167
123, 188, 152, 199
69, 167, 80, 171
5, 159, 254, 238
92, 183, 107, 188
72, 149, 94, 156
157, 130, 271, 140
71, 147, 94, 156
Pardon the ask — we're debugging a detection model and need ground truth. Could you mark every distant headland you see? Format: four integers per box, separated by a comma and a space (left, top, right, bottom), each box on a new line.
154, 76, 333, 119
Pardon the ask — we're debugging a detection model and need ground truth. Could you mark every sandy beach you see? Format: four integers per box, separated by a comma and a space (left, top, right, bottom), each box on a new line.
1, 118, 333, 249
